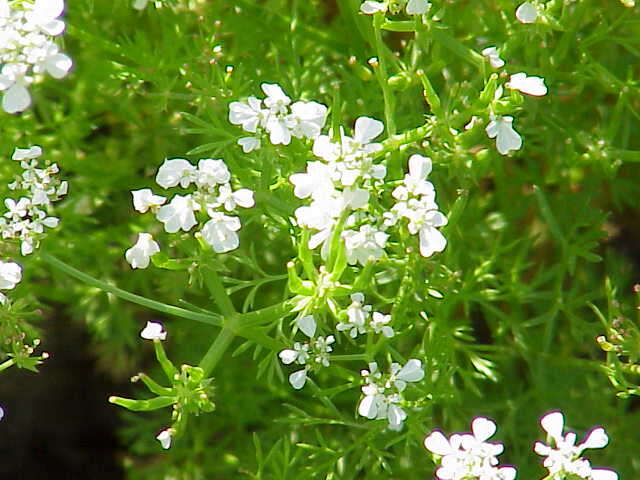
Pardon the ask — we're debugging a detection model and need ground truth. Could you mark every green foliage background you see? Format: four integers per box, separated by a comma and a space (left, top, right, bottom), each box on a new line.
2, 0, 640, 478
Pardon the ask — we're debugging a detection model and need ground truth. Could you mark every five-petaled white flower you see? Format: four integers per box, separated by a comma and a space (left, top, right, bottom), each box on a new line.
125, 233, 160, 269
140, 321, 167, 341
486, 115, 523, 155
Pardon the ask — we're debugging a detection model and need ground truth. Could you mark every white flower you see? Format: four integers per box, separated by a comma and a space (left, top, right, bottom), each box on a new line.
155, 158, 197, 189
125, 233, 160, 269
290, 161, 335, 200
287, 101, 328, 140
237, 136, 261, 153
337, 293, 371, 338
425, 417, 514, 480
228, 96, 266, 133
214, 184, 255, 211
131, 188, 166, 213
0, 261, 22, 290
357, 360, 423, 430
196, 159, 231, 188
342, 225, 388, 266
481, 46, 505, 69
486, 115, 522, 155
370, 311, 394, 337
140, 321, 167, 341
393, 154, 435, 200
199, 213, 241, 253
516, 2, 538, 23
506, 72, 548, 96
534, 411, 618, 480
261, 83, 291, 114
156, 194, 199, 233
156, 429, 172, 449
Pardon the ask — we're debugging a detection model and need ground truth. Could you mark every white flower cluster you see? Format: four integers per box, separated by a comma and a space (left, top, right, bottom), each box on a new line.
228, 83, 328, 152
424, 417, 516, 480
291, 116, 389, 261
279, 315, 335, 390
0, 259, 22, 304
125, 157, 255, 269
357, 359, 424, 431
385, 154, 448, 258
336, 292, 394, 338
534, 411, 618, 480
360, 0, 431, 16
0, 0, 72, 113
479, 47, 547, 156
1, 146, 68, 256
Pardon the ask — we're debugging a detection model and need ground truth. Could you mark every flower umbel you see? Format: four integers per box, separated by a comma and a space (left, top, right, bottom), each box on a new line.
534, 411, 618, 480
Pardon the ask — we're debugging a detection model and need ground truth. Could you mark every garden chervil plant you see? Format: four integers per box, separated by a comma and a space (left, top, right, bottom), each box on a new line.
1, 0, 640, 479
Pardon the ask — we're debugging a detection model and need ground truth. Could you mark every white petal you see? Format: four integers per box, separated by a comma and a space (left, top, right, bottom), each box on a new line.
396, 359, 425, 382
360, 1, 387, 14
498, 466, 517, 480
232, 189, 255, 208
419, 226, 447, 257
279, 349, 298, 365
471, 417, 497, 442
516, 2, 537, 23
507, 72, 547, 96
387, 405, 406, 429
358, 395, 378, 419
156, 429, 172, 449
297, 315, 317, 338
140, 321, 167, 341
289, 369, 307, 389
424, 430, 451, 455
581, 427, 609, 449
540, 411, 564, 441
34, 0, 64, 20
408, 154, 432, 179
45, 53, 72, 79
3, 84, 31, 114
354, 117, 384, 144
590, 469, 618, 480
237, 136, 261, 153
12, 146, 42, 160
406, 0, 430, 15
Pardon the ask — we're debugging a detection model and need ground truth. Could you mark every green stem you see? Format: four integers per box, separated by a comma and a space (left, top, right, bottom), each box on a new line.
372, 14, 396, 136
39, 253, 223, 327
375, 123, 433, 160
0, 358, 15, 373
199, 326, 236, 376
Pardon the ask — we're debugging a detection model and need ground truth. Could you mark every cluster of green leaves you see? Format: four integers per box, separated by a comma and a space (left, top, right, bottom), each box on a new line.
2, 0, 640, 479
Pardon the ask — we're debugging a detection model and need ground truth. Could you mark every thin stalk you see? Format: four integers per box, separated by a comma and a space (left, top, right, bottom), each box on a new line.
372, 15, 396, 136
39, 253, 223, 326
